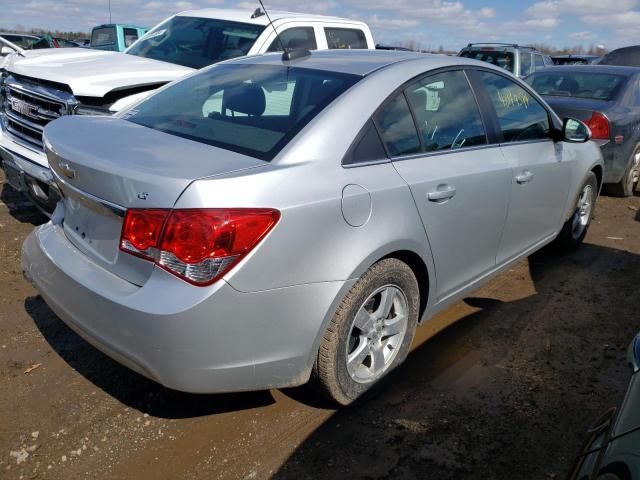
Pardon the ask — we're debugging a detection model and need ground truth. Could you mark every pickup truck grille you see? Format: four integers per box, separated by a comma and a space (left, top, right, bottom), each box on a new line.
1, 76, 76, 150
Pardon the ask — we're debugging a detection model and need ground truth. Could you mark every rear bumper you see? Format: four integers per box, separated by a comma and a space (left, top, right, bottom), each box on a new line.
22, 223, 347, 393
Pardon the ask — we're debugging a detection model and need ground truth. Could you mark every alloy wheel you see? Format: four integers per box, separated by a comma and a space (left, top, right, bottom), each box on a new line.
571, 184, 594, 240
345, 285, 409, 383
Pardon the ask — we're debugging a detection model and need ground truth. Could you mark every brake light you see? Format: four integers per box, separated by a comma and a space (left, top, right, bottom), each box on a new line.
120, 208, 280, 286
585, 112, 610, 140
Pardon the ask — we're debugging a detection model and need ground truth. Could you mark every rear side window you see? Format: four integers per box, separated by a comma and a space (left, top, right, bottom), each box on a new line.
126, 64, 360, 161
373, 94, 421, 157
343, 121, 387, 165
91, 27, 116, 46
519, 52, 533, 76
478, 71, 550, 142
460, 49, 515, 73
267, 27, 317, 51
405, 70, 487, 151
325, 28, 367, 49
534, 54, 545, 70
123, 28, 139, 48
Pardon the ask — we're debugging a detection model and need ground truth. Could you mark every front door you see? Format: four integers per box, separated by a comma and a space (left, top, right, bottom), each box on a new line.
376, 70, 512, 301
472, 70, 572, 263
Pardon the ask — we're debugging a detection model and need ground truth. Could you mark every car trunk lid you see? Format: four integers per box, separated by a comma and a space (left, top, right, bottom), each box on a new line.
45, 115, 266, 285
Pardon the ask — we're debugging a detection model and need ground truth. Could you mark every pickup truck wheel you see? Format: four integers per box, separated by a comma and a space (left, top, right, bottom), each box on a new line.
606, 146, 640, 197
556, 171, 598, 250
312, 258, 419, 406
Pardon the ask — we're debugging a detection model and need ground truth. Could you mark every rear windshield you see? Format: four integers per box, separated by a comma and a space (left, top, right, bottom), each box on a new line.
126, 16, 265, 69
460, 49, 515, 73
526, 71, 628, 100
125, 64, 361, 161
91, 27, 116, 46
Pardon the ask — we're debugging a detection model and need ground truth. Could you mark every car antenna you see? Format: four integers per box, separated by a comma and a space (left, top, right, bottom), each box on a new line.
255, 0, 310, 61
0, 36, 26, 57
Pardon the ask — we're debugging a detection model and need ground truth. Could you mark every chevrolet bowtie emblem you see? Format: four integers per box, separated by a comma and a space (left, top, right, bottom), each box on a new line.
58, 161, 75, 180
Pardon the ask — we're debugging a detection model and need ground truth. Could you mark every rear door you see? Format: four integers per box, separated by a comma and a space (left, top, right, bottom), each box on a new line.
381, 69, 512, 300
470, 69, 572, 263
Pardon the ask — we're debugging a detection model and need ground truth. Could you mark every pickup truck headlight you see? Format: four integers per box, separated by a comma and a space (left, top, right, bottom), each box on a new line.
74, 104, 112, 116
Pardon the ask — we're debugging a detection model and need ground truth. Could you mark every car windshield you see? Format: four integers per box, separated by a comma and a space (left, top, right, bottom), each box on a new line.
2, 35, 37, 48
460, 49, 515, 73
526, 71, 628, 100
126, 16, 265, 69
125, 64, 361, 160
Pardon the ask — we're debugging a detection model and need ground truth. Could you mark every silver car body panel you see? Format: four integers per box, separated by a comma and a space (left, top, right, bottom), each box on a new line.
22, 51, 604, 393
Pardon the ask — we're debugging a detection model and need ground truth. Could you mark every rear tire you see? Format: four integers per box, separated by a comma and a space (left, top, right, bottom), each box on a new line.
605, 146, 640, 197
555, 171, 598, 250
312, 258, 419, 406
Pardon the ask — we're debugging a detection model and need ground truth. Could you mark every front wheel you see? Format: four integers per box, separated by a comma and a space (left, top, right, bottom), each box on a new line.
312, 258, 419, 406
555, 171, 598, 250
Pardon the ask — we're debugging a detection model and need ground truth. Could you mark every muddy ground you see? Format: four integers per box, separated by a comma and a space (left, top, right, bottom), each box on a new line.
1, 171, 639, 480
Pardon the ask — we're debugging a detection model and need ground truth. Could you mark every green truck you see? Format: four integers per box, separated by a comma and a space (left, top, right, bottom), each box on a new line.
90, 24, 148, 52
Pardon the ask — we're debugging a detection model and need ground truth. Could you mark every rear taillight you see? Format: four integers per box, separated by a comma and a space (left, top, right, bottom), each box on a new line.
585, 112, 610, 140
120, 208, 280, 286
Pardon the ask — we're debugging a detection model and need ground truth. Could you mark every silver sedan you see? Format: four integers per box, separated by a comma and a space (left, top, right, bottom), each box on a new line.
22, 50, 603, 405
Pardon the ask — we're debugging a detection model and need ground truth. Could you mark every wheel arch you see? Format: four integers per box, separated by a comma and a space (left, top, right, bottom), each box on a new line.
302, 241, 435, 380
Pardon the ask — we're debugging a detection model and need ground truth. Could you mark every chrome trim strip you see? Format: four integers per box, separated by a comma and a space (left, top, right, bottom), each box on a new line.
5, 76, 75, 107
50, 169, 126, 217
6, 110, 45, 133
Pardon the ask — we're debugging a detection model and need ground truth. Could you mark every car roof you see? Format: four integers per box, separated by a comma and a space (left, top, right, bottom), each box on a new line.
531, 65, 640, 76
551, 54, 599, 59
175, 8, 367, 27
93, 24, 147, 29
224, 49, 499, 76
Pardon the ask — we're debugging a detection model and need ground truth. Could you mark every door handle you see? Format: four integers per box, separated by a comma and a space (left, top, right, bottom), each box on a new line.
427, 185, 457, 202
515, 170, 534, 184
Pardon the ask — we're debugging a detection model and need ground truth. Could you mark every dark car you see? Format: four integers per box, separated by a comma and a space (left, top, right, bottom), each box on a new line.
569, 334, 640, 480
526, 65, 640, 196
31, 35, 79, 49
599, 46, 640, 67
552, 55, 600, 65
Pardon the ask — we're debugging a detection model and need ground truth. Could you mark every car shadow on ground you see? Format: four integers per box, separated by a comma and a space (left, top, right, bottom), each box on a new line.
23, 240, 640, 477
273, 243, 640, 480
1, 183, 48, 225
24, 295, 275, 419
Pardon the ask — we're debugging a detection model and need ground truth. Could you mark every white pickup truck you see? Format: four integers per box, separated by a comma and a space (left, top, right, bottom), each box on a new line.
0, 8, 374, 213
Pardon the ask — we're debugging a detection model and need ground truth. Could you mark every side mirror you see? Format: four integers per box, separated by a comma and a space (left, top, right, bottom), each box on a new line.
562, 117, 591, 143
1, 46, 14, 56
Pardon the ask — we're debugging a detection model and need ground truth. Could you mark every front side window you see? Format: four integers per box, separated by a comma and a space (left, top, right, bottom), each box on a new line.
267, 27, 317, 51
478, 71, 550, 142
126, 64, 360, 161
405, 70, 487, 151
325, 28, 367, 49
91, 27, 116, 47
126, 16, 265, 69
373, 94, 421, 157
123, 28, 139, 48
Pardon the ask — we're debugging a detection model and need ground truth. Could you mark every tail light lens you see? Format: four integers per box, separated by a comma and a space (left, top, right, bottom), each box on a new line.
120, 208, 280, 286
585, 112, 610, 140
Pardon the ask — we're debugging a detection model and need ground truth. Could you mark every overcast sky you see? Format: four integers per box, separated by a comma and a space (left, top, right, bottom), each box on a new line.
2, 0, 637, 50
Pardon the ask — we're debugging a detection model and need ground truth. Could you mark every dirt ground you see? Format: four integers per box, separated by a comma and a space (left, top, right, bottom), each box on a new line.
1, 170, 639, 480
